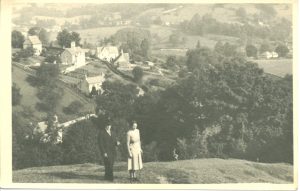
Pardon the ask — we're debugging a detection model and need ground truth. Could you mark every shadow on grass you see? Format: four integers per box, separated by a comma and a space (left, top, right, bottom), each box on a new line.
45, 172, 104, 181
247, 163, 293, 182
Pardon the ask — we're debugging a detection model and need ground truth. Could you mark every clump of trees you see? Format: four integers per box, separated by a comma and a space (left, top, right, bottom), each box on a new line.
56, 29, 81, 48
12, 30, 25, 48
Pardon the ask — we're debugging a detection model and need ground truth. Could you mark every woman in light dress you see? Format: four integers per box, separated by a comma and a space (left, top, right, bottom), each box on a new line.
127, 120, 143, 182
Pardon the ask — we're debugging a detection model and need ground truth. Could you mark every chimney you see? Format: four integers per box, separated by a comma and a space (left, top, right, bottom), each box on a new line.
71, 41, 76, 49
121, 49, 124, 55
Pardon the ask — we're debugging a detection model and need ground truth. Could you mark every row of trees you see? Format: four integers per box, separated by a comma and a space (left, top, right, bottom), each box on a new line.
180, 13, 292, 42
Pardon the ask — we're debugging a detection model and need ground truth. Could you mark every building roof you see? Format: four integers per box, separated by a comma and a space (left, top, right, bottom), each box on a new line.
24, 35, 42, 45
97, 46, 119, 55
115, 52, 130, 63
85, 74, 105, 84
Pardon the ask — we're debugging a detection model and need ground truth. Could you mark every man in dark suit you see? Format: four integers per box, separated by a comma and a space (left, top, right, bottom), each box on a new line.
98, 120, 120, 181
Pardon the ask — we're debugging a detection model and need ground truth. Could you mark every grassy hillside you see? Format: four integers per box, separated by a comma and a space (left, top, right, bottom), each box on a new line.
253, 59, 292, 77
12, 65, 94, 122
13, 158, 293, 184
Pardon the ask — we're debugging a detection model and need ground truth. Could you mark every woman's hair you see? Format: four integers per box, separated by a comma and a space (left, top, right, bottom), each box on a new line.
131, 120, 137, 125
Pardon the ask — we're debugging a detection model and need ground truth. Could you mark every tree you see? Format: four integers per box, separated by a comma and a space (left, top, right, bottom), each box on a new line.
28, 27, 41, 36
38, 28, 49, 45
259, 41, 271, 53
132, 66, 144, 83
45, 54, 61, 64
18, 47, 35, 58
63, 100, 84, 115
245, 44, 258, 57
275, 44, 289, 57
12, 83, 22, 106
140, 38, 150, 58
36, 63, 60, 86
28, 27, 49, 45
57, 29, 81, 48
61, 120, 101, 164
165, 55, 178, 69
12, 30, 25, 48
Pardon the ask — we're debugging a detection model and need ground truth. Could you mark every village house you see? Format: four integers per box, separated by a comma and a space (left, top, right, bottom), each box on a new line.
96, 46, 119, 62
61, 41, 86, 67
23, 35, 42, 56
78, 73, 106, 95
114, 49, 132, 70
259, 51, 279, 59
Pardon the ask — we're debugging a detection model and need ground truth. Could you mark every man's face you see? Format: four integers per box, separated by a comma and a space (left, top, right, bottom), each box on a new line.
106, 125, 111, 131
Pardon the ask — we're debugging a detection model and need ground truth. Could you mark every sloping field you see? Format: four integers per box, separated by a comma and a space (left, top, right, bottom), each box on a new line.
254, 59, 292, 77
13, 158, 293, 184
12, 65, 94, 122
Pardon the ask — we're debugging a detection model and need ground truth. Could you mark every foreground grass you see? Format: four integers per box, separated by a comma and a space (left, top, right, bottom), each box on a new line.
13, 158, 293, 184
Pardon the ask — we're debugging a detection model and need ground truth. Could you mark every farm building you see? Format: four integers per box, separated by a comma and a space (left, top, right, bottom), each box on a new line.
23, 35, 42, 56
61, 42, 86, 67
78, 73, 105, 95
96, 46, 119, 62
259, 51, 279, 59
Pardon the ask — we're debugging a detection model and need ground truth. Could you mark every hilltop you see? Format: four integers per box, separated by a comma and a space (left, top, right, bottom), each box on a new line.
13, 158, 293, 184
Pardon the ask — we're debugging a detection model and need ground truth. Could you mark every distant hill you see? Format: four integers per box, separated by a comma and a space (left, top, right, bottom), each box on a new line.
13, 158, 293, 184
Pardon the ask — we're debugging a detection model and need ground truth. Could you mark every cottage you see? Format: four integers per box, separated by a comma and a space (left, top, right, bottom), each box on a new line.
114, 49, 132, 70
61, 42, 86, 67
96, 46, 119, 62
23, 35, 42, 56
79, 73, 105, 95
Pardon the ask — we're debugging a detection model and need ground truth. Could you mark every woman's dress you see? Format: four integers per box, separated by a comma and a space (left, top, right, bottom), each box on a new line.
127, 129, 143, 170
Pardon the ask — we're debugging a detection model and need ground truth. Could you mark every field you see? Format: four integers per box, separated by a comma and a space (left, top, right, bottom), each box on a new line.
75, 26, 129, 44
12, 65, 95, 123
253, 59, 292, 77
13, 158, 293, 184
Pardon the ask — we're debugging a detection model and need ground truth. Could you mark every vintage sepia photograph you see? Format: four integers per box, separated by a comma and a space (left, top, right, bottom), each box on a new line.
6, 0, 296, 188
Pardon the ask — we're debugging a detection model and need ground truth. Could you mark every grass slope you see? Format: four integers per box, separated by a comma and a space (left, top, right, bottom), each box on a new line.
13, 158, 293, 184
12, 65, 94, 122
254, 59, 292, 77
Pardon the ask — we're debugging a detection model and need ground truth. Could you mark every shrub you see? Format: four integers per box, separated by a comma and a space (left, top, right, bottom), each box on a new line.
63, 100, 84, 115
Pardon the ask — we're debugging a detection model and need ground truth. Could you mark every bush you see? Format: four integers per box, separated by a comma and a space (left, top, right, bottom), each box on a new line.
61, 120, 101, 165
63, 100, 84, 115
143, 141, 159, 162
132, 66, 144, 83
12, 83, 22, 106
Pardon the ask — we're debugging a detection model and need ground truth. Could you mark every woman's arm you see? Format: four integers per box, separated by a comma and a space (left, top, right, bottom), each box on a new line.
138, 130, 143, 154
127, 132, 132, 157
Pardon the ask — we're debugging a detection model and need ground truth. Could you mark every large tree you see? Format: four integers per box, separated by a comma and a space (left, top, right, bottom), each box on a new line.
275, 44, 289, 57
11, 30, 25, 48
56, 29, 81, 48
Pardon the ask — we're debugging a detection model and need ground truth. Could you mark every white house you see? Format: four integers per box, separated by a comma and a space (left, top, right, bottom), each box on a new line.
23, 35, 42, 56
61, 42, 86, 67
79, 73, 105, 95
260, 51, 278, 59
96, 46, 119, 62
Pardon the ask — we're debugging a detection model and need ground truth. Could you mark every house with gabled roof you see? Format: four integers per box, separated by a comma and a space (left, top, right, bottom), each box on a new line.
23, 35, 42, 56
96, 46, 119, 62
114, 49, 132, 70
61, 42, 86, 67
78, 73, 106, 95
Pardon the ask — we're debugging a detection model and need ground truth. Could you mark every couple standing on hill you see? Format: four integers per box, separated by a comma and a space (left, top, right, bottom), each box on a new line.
98, 119, 143, 182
